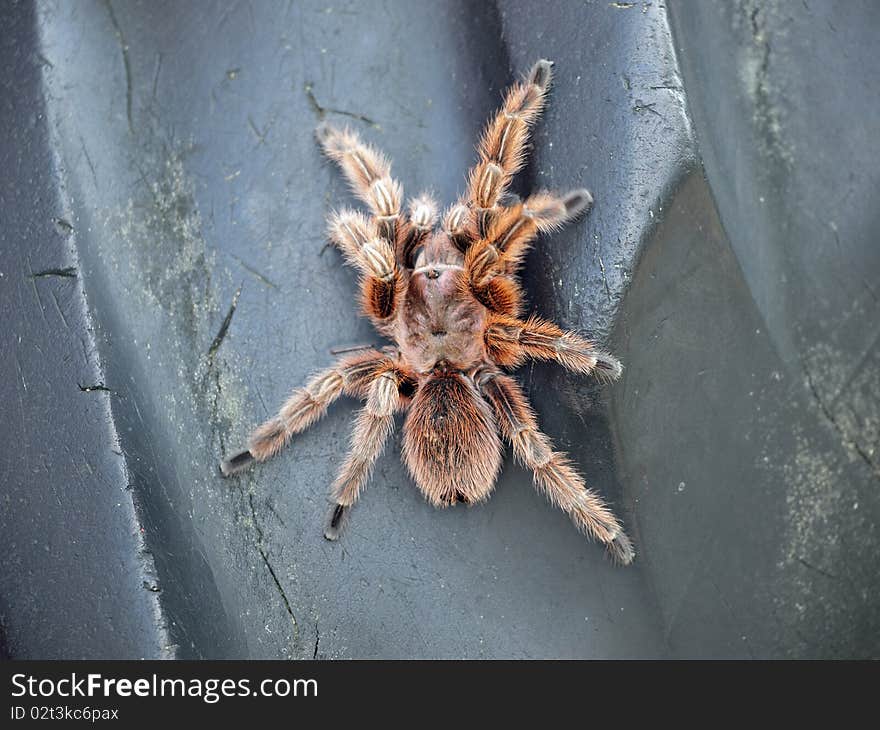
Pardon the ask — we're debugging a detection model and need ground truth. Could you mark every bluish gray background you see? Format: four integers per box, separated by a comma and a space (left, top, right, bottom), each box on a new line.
1, 0, 877, 658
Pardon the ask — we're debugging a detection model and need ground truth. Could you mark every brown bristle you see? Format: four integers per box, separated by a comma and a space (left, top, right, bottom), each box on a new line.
402, 373, 502, 507
229, 60, 631, 566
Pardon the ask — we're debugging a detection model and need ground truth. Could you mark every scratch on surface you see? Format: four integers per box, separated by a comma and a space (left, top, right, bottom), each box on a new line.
26, 255, 51, 330
54, 218, 74, 234
313, 623, 320, 659
803, 363, 879, 478
304, 82, 380, 128
247, 115, 271, 146
796, 556, 839, 582
206, 284, 242, 363
14, 354, 28, 393
50, 290, 70, 330
229, 253, 279, 289
742, 2, 792, 165
79, 134, 99, 189
329, 343, 379, 356
215, 1, 237, 31
829, 220, 841, 253
597, 255, 612, 302
250, 376, 269, 417
248, 493, 299, 640
151, 52, 162, 100
103, 0, 135, 135
78, 383, 113, 393
30, 267, 77, 279
633, 100, 662, 117
265, 498, 286, 528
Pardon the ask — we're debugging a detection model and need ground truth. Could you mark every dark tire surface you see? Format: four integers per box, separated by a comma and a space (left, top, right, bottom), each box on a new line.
1, 0, 877, 658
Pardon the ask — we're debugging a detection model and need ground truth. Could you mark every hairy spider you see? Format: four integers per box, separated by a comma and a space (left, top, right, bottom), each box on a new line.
221, 59, 634, 564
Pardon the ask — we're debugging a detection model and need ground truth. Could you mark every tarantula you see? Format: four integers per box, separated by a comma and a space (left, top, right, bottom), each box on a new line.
221, 59, 634, 564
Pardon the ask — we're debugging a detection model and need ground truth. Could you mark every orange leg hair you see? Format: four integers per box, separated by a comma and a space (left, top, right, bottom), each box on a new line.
316, 123, 403, 243
443, 59, 559, 255
477, 369, 634, 564
465, 190, 593, 288
319, 127, 417, 318
219, 349, 394, 476
397, 194, 439, 268
324, 366, 407, 539
466, 59, 554, 232
485, 313, 622, 381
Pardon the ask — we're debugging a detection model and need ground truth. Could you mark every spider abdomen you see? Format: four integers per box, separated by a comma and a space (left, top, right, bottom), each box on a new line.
402, 372, 502, 506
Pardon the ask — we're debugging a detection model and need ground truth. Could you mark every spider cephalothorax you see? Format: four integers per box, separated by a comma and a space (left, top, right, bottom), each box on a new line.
221, 60, 634, 564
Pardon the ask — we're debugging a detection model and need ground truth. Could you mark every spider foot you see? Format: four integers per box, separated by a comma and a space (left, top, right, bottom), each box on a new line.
219, 449, 255, 477
529, 59, 554, 90
607, 531, 635, 566
562, 189, 593, 219
323, 503, 349, 541
593, 351, 623, 382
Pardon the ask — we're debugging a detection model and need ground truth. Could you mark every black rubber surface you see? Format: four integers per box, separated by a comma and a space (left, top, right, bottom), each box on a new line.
1, 0, 877, 658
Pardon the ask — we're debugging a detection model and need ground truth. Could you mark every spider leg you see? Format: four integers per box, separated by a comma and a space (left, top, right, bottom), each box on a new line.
326, 207, 403, 321
324, 367, 405, 540
476, 369, 634, 564
219, 349, 392, 476
326, 208, 375, 268
461, 190, 591, 316
357, 237, 402, 321
485, 313, 622, 381
466, 190, 592, 286
316, 123, 403, 243
396, 193, 439, 268
442, 200, 471, 253
466, 59, 554, 235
